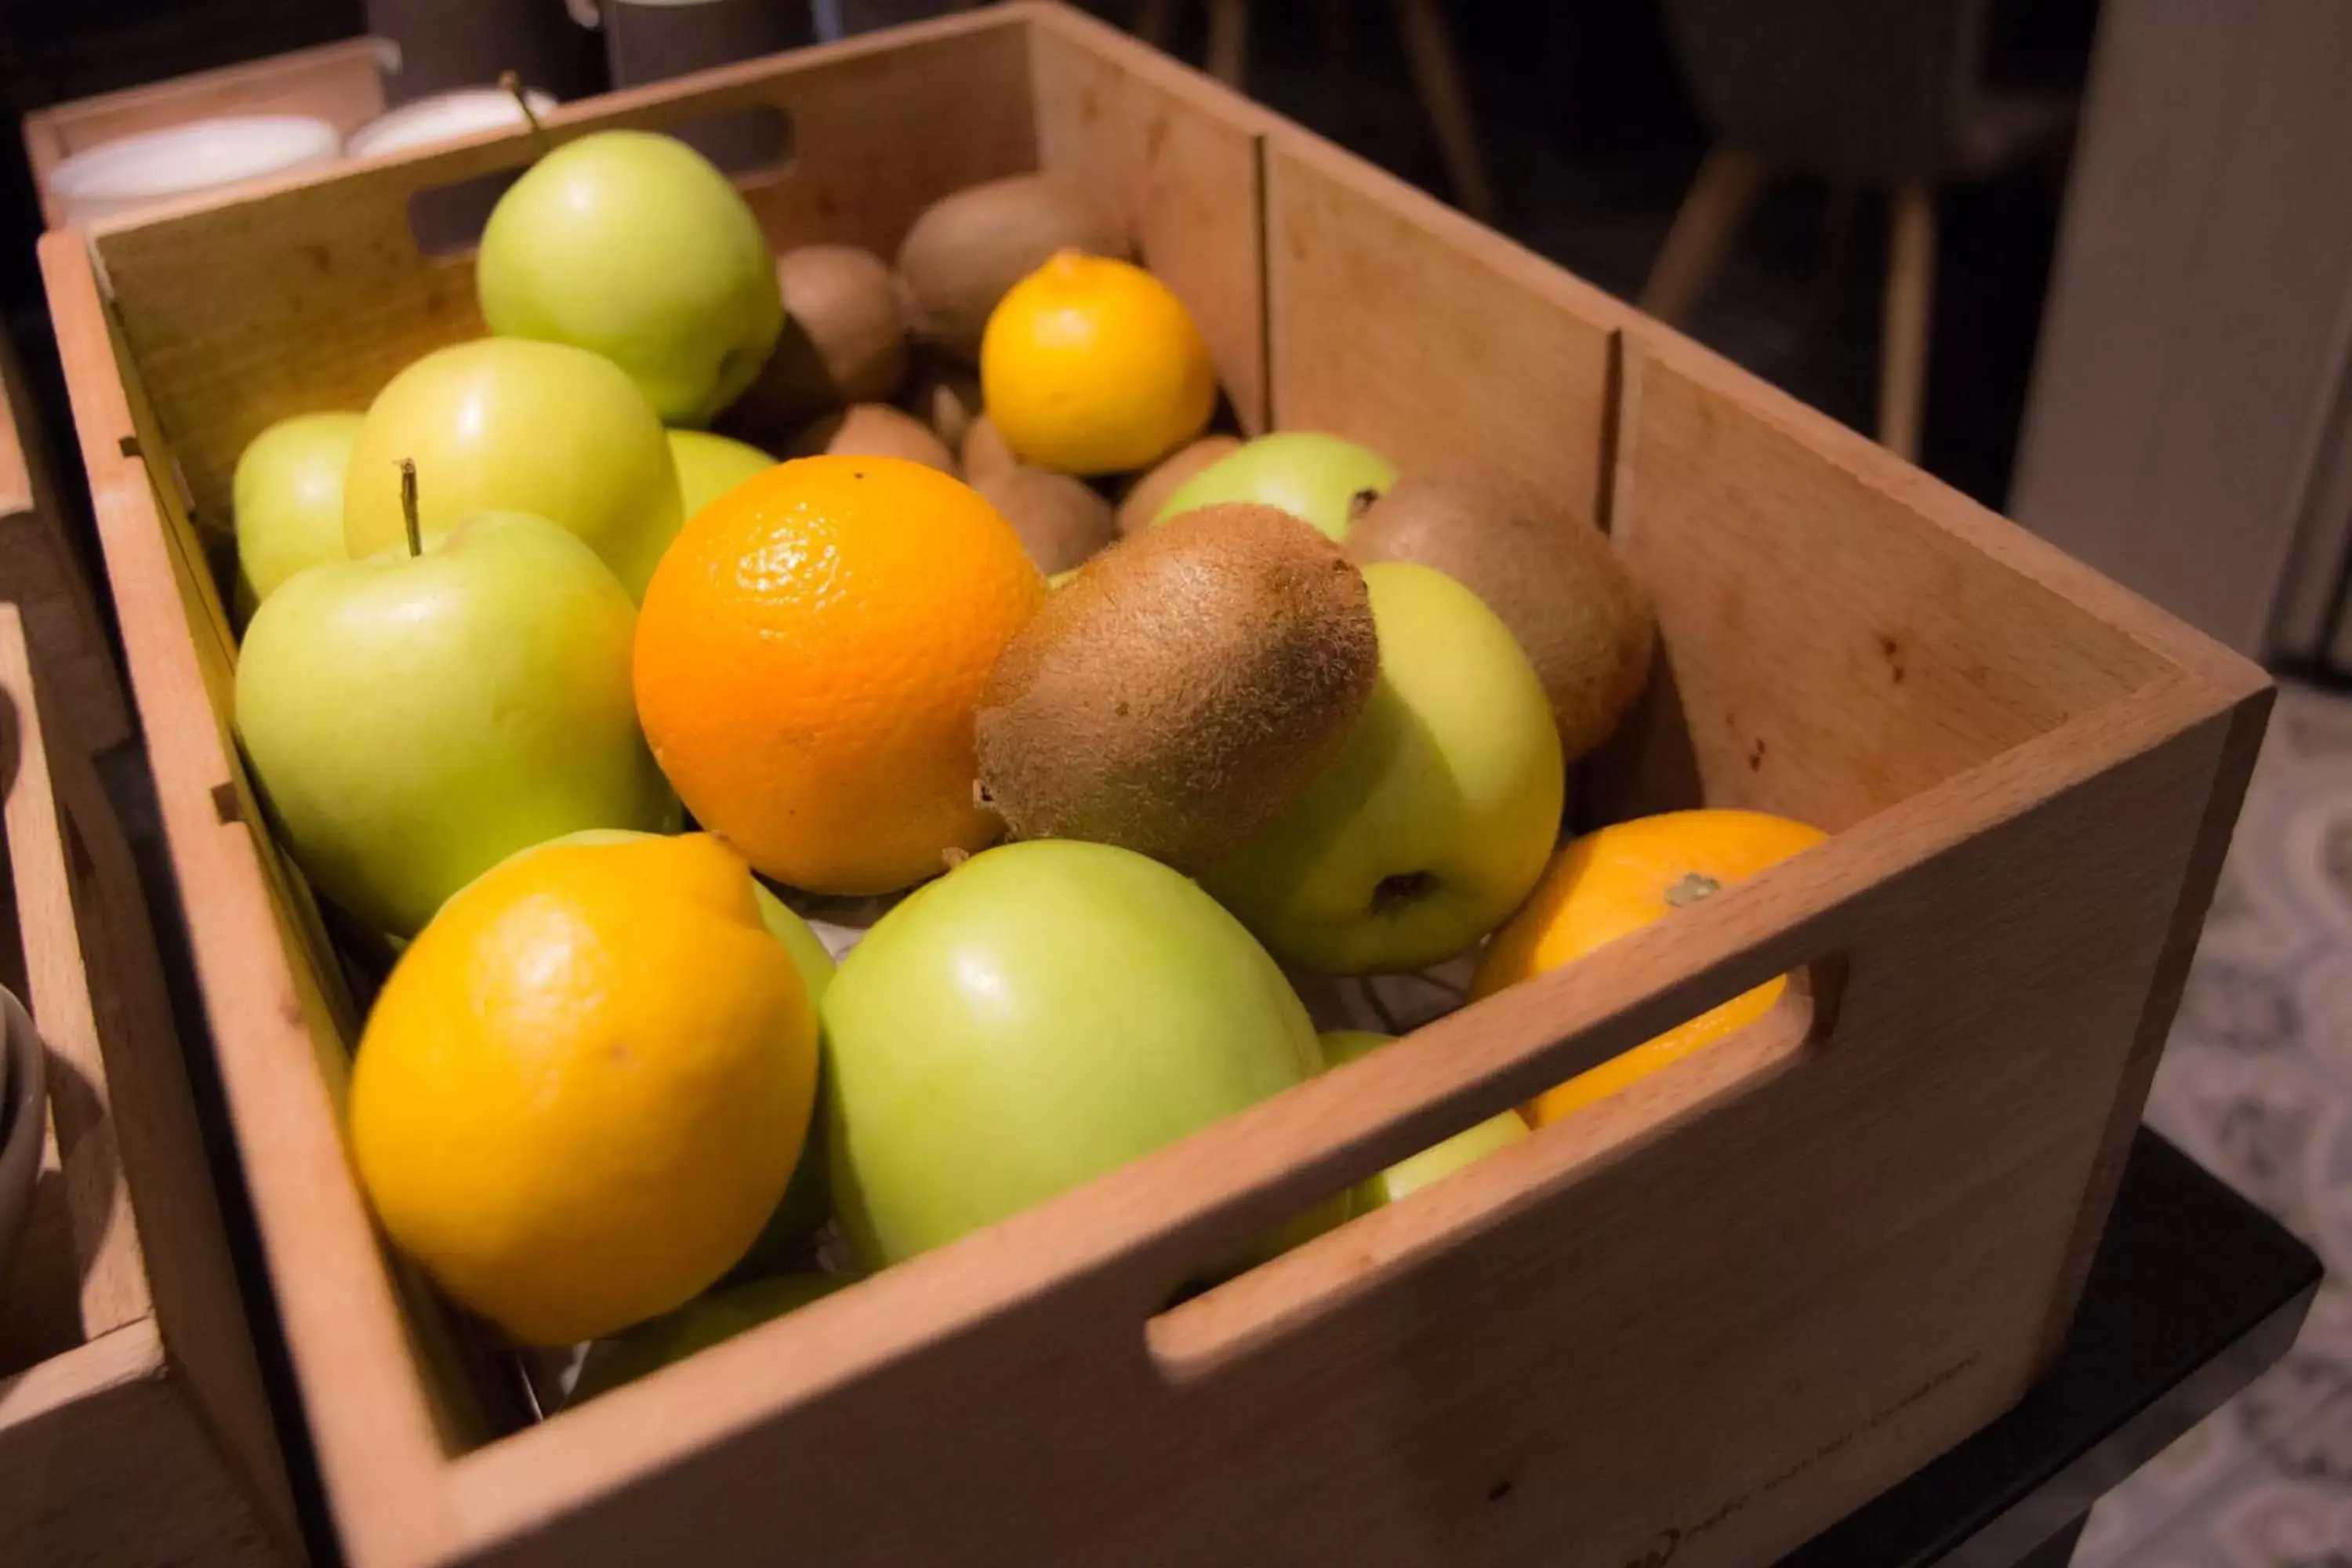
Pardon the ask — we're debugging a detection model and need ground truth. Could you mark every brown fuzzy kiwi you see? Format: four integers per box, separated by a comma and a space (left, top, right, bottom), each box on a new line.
1348, 460, 1654, 760
976, 466, 1119, 575
960, 415, 1018, 485
976, 503, 1379, 873
788, 404, 958, 475
895, 175, 1128, 362
903, 357, 982, 449
722, 246, 909, 441
1115, 434, 1242, 535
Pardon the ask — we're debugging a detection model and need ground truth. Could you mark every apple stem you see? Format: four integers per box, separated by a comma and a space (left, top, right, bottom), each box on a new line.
499, 71, 546, 141
397, 459, 422, 558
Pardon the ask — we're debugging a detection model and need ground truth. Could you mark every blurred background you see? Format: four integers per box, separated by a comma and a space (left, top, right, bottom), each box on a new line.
9, 0, 2350, 678
5, 2, 2350, 1562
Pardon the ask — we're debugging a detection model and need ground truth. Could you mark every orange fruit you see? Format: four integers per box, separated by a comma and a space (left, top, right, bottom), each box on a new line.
1472, 808, 1825, 1127
980, 250, 1217, 475
350, 833, 815, 1346
633, 456, 1046, 895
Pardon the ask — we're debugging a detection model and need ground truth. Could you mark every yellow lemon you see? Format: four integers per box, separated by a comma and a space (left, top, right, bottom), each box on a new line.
980, 250, 1217, 475
1472, 809, 1824, 1128
350, 833, 816, 1345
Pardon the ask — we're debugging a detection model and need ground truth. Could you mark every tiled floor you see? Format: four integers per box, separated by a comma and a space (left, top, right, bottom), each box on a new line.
2074, 683, 2352, 1566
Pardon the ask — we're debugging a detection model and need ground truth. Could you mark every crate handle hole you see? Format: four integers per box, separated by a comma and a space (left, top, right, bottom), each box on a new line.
1144, 957, 1839, 1385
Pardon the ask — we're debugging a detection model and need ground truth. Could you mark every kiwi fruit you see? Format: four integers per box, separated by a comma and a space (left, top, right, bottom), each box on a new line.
895, 174, 1128, 361
976, 503, 1379, 873
1348, 460, 1654, 761
976, 465, 1118, 575
788, 403, 958, 474
904, 357, 982, 449
723, 245, 909, 441
960, 415, 1017, 485
1115, 434, 1241, 535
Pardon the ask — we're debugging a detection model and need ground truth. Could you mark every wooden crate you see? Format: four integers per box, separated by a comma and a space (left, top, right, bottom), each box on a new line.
0, 602, 302, 1564
35, 7, 2269, 1566
20, 38, 387, 231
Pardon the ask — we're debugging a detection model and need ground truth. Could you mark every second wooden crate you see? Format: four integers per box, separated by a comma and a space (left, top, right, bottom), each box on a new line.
0, 602, 300, 1565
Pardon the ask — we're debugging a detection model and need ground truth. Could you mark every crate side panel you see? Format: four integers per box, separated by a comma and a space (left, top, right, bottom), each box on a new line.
448, 691, 2220, 1568
1592, 343, 2172, 832
737, 21, 1038, 258
1265, 140, 1626, 524
1030, 20, 1269, 432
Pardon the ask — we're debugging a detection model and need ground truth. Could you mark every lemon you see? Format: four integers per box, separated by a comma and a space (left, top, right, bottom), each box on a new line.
350, 833, 816, 1345
980, 250, 1217, 475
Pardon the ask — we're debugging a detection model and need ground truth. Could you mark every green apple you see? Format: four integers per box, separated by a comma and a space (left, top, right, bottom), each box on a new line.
477, 130, 784, 426
571, 1270, 852, 1403
1203, 562, 1564, 974
668, 429, 776, 519
236, 510, 679, 938
232, 411, 363, 622
1319, 1031, 1528, 1214
823, 839, 1326, 1268
343, 339, 684, 600
1153, 430, 1398, 540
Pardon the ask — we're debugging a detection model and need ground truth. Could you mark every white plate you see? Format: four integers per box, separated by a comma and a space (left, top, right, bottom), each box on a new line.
346, 87, 560, 162
46, 115, 341, 228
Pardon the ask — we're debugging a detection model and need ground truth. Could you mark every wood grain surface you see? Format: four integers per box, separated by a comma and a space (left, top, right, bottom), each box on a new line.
0, 602, 298, 1563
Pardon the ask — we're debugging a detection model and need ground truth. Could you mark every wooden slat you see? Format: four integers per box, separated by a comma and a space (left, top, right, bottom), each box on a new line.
1590, 331, 2175, 831
42, 230, 457, 1568
731, 20, 1038, 259
2032, 681, 2274, 1369
0, 329, 132, 753
1263, 124, 1632, 519
1028, 7, 1272, 431
2, 608, 152, 1345
1621, 323, 2263, 695
0, 1319, 284, 1566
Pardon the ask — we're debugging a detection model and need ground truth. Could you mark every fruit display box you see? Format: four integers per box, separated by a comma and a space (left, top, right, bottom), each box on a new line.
38, 5, 2269, 1565
0, 602, 301, 1565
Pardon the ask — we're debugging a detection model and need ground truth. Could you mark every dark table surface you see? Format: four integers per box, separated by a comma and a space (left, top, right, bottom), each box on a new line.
1780, 1129, 2324, 1568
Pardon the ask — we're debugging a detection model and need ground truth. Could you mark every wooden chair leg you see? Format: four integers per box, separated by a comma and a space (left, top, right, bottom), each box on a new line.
1880, 184, 1936, 462
1389, 0, 1497, 221
1207, 0, 1249, 89
1134, 0, 1178, 50
1640, 147, 1769, 326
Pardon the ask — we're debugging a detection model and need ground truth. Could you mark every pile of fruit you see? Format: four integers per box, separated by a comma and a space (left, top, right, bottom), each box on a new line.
225, 129, 1824, 1392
